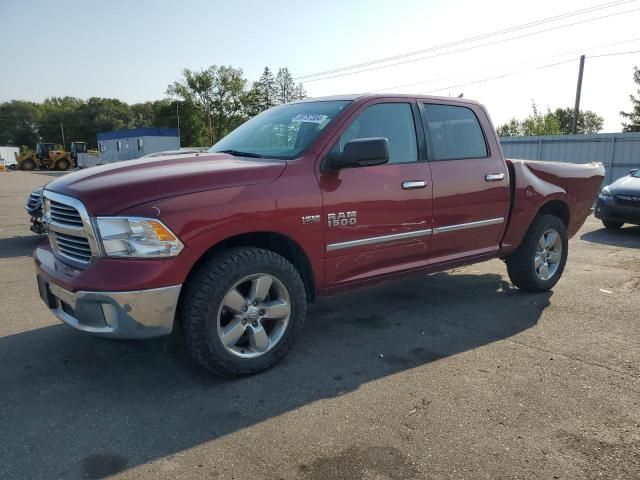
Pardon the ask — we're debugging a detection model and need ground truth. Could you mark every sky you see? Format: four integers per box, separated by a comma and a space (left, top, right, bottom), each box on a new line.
1, 0, 639, 132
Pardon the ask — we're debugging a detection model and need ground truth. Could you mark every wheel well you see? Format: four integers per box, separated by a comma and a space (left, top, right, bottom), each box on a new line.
192, 232, 316, 302
538, 200, 570, 228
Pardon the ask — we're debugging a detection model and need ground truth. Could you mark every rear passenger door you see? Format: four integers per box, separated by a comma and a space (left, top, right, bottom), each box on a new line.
420, 102, 509, 264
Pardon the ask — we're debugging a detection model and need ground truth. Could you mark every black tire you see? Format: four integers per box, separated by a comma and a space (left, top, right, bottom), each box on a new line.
56, 159, 70, 171
505, 214, 568, 292
602, 219, 623, 230
20, 159, 35, 171
178, 247, 307, 377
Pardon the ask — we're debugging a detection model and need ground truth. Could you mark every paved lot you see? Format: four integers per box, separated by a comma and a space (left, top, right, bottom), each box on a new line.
0, 170, 638, 480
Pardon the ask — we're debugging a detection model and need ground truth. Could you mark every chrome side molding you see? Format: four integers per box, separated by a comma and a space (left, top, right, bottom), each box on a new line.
326, 228, 433, 252
326, 217, 504, 251
433, 217, 504, 234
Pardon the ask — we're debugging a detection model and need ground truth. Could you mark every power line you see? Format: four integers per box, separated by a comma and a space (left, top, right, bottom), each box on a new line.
371, 37, 640, 93
298, 6, 640, 84
588, 49, 640, 57
419, 48, 640, 95
294, 0, 636, 80
419, 58, 580, 95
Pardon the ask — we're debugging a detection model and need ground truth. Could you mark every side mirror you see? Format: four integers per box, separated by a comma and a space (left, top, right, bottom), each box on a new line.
324, 138, 389, 170
629, 168, 638, 175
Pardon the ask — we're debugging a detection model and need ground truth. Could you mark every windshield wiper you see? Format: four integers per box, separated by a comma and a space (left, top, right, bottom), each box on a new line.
215, 149, 264, 158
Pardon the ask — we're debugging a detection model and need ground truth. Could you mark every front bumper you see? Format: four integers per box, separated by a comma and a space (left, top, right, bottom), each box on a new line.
37, 274, 181, 338
595, 196, 640, 224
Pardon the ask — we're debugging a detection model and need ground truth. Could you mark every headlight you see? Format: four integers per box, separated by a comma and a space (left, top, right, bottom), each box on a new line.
96, 217, 184, 258
600, 186, 612, 197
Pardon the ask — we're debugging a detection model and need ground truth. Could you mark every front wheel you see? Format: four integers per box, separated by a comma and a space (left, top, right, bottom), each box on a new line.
602, 219, 623, 230
179, 247, 307, 377
20, 159, 35, 171
505, 214, 568, 292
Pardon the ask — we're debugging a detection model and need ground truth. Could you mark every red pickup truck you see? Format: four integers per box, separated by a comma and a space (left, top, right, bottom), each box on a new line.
35, 94, 604, 376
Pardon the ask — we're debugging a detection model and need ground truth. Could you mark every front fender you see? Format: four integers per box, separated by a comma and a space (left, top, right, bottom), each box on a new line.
119, 176, 325, 287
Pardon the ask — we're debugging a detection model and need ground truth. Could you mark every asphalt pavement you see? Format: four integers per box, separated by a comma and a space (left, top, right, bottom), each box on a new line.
0, 170, 638, 479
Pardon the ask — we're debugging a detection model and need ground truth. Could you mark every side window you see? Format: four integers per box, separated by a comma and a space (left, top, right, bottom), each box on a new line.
423, 104, 487, 160
336, 103, 418, 164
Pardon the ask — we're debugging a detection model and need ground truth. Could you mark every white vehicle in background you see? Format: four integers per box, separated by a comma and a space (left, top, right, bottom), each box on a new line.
0, 146, 19, 169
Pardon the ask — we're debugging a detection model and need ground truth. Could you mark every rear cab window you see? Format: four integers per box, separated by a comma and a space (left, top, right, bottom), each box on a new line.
423, 104, 488, 160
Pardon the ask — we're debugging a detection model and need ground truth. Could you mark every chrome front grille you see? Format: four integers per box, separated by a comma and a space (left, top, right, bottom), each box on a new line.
43, 191, 100, 264
52, 231, 93, 262
615, 195, 640, 207
49, 199, 84, 227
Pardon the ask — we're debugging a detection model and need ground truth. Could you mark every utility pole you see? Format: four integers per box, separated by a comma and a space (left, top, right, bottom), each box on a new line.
571, 55, 585, 134
176, 101, 181, 146
60, 123, 66, 148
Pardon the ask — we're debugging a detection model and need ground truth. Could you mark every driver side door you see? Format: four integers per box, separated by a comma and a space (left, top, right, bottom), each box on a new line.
316, 99, 433, 288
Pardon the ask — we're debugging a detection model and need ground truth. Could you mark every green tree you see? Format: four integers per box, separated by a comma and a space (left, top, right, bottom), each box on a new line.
130, 102, 155, 128
293, 83, 307, 100
521, 103, 560, 136
621, 66, 640, 132
244, 82, 265, 118
210, 65, 250, 142
497, 103, 604, 137
275, 67, 296, 104
168, 67, 217, 144
552, 107, 603, 134
38, 96, 85, 146
257, 67, 277, 110
497, 118, 521, 137
168, 65, 260, 145
0, 100, 39, 147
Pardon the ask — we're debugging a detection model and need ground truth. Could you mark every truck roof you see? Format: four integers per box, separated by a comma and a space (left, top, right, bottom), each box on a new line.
296, 93, 482, 106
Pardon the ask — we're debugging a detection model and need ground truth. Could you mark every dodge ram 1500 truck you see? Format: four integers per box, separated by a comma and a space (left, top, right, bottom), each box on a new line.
34, 94, 605, 376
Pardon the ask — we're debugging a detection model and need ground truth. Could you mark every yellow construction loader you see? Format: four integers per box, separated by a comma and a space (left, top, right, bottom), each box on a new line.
15, 142, 88, 171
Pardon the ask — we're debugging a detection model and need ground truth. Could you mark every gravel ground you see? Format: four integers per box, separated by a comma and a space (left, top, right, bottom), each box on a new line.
0, 170, 638, 480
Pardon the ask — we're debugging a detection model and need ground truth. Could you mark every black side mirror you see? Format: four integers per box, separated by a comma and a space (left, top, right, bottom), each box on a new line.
629, 168, 638, 175
324, 138, 390, 170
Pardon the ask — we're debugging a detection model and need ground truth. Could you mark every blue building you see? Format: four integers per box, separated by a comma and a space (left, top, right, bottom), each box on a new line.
97, 127, 180, 162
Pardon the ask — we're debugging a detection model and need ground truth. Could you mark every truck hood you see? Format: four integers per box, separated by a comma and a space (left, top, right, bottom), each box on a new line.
45, 153, 287, 215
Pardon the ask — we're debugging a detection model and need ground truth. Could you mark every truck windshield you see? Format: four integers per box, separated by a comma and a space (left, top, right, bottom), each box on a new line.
210, 100, 351, 159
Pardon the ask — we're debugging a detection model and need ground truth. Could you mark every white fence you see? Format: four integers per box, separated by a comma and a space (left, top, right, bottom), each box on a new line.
500, 132, 640, 184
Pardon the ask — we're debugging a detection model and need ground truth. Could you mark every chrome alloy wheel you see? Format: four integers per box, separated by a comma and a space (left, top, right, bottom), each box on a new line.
534, 229, 562, 281
216, 273, 291, 358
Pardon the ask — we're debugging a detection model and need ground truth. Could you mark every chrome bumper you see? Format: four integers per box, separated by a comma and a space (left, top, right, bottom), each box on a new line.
38, 276, 181, 339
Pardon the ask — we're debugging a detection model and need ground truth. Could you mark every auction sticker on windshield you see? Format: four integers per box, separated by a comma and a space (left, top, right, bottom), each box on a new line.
291, 114, 328, 123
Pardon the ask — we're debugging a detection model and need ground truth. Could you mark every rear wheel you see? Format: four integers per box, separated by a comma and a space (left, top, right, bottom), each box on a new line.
505, 214, 568, 292
179, 247, 307, 377
56, 159, 70, 171
602, 219, 623, 230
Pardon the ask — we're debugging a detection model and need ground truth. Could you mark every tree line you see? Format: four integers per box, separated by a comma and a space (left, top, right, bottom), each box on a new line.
497, 104, 605, 137
0, 66, 305, 149
2, 64, 639, 149
497, 65, 640, 136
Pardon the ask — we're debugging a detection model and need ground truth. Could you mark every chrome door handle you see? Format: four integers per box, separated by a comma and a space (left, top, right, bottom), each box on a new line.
402, 180, 427, 190
485, 173, 505, 182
